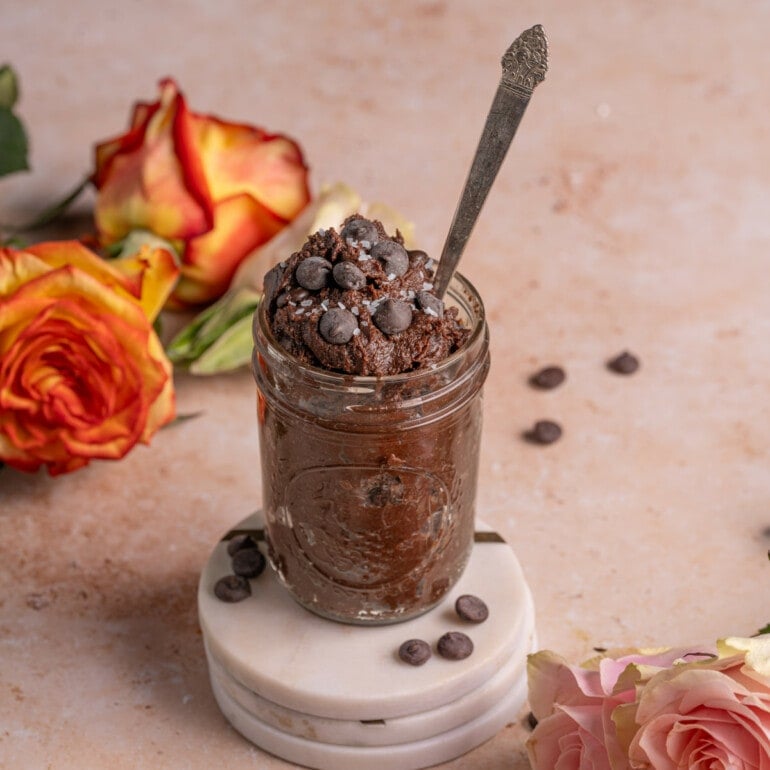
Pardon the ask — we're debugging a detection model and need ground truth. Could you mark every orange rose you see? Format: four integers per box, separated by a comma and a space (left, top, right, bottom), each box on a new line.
92, 78, 311, 308
0, 241, 179, 475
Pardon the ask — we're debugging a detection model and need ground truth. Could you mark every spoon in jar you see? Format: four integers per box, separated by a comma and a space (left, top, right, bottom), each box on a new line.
433, 25, 549, 299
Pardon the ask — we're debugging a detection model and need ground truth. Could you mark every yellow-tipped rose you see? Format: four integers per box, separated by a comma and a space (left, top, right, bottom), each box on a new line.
92, 78, 311, 308
0, 241, 179, 475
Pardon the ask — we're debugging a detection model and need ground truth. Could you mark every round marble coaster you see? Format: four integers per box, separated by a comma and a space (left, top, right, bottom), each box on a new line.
198, 512, 536, 769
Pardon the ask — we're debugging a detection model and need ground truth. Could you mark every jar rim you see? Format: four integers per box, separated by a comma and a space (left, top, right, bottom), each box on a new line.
254, 271, 487, 386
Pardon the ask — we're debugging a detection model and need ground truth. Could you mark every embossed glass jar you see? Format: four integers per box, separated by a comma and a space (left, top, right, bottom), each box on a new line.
251, 273, 489, 624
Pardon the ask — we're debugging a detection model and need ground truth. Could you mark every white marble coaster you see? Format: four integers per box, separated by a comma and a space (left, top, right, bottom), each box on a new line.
198, 512, 536, 769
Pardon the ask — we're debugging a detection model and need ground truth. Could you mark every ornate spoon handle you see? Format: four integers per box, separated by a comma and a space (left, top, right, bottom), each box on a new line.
433, 25, 548, 298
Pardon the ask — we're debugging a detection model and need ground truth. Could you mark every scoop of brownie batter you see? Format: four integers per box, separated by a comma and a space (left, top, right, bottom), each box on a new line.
263, 215, 470, 376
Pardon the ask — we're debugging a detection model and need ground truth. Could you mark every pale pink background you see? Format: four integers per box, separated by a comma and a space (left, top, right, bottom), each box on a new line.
2, 2, 769, 768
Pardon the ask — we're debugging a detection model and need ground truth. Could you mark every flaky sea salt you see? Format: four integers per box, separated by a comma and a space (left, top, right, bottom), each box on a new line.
424, 306, 439, 317
352, 327, 361, 336
360, 239, 371, 249
338, 302, 346, 310
295, 308, 305, 316
387, 273, 396, 281
426, 258, 435, 270
422, 282, 433, 291
351, 306, 359, 316
300, 299, 313, 307
357, 253, 372, 262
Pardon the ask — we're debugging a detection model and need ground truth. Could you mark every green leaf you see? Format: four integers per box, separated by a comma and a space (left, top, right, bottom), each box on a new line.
0, 106, 29, 176
166, 287, 260, 366
163, 411, 204, 429
0, 65, 20, 109
189, 313, 255, 375
1, 175, 90, 233
757, 623, 770, 636
113, 229, 180, 263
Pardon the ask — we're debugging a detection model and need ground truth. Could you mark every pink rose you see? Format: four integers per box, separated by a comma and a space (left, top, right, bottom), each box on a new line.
527, 648, 716, 770
627, 646, 770, 769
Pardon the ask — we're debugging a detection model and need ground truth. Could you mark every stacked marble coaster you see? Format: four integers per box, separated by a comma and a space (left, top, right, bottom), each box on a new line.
198, 513, 536, 770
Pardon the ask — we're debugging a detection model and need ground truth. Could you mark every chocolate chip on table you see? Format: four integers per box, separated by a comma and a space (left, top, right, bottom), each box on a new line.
437, 631, 474, 660
319, 308, 359, 344
371, 240, 409, 277
295, 256, 332, 291
227, 533, 259, 557
607, 350, 640, 375
398, 639, 432, 666
529, 365, 566, 390
341, 217, 380, 245
525, 420, 562, 445
214, 575, 252, 603
372, 298, 412, 335
332, 260, 367, 290
455, 594, 489, 623
232, 547, 267, 579
416, 291, 444, 319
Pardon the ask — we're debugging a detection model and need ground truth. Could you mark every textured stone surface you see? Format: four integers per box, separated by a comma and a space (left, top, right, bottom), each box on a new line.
2, 2, 770, 768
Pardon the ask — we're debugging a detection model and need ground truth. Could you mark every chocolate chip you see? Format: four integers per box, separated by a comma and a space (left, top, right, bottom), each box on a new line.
525, 420, 562, 445
214, 575, 251, 603
529, 365, 566, 390
416, 291, 444, 319
398, 639, 432, 666
437, 631, 473, 660
607, 351, 640, 375
227, 534, 259, 557
263, 263, 284, 307
295, 257, 332, 291
372, 299, 412, 335
341, 217, 379, 245
332, 261, 367, 290
371, 240, 409, 277
276, 291, 290, 308
319, 308, 358, 344
455, 594, 489, 623
232, 548, 266, 579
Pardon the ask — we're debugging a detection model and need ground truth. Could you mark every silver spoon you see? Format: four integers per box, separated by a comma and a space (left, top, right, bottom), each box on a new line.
433, 25, 548, 299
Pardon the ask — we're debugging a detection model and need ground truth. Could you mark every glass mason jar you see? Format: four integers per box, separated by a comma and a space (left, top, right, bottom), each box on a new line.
251, 272, 489, 624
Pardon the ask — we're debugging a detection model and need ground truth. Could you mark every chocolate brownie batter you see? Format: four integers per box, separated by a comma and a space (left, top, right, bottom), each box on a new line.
254, 216, 489, 624
263, 216, 469, 376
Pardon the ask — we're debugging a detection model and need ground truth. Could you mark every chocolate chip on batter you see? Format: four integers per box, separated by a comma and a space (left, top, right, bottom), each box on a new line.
214, 575, 251, 603
227, 534, 259, 557
437, 631, 474, 660
525, 420, 563, 445
416, 291, 444, 319
341, 217, 379, 245
529, 365, 566, 390
407, 249, 429, 263
232, 548, 266, 579
332, 261, 367, 290
319, 308, 358, 344
398, 639, 432, 666
372, 299, 412, 335
371, 240, 409, 277
455, 594, 489, 623
607, 350, 640, 375
295, 256, 332, 291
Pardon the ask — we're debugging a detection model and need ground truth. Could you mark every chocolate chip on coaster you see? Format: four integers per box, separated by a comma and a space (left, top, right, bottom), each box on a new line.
214, 575, 251, 603
319, 308, 358, 344
455, 594, 489, 623
232, 547, 267, 579
372, 298, 412, 335
529, 365, 566, 390
398, 639, 432, 666
607, 350, 640, 375
437, 631, 474, 660
524, 420, 562, 445
295, 256, 332, 291
227, 534, 259, 557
